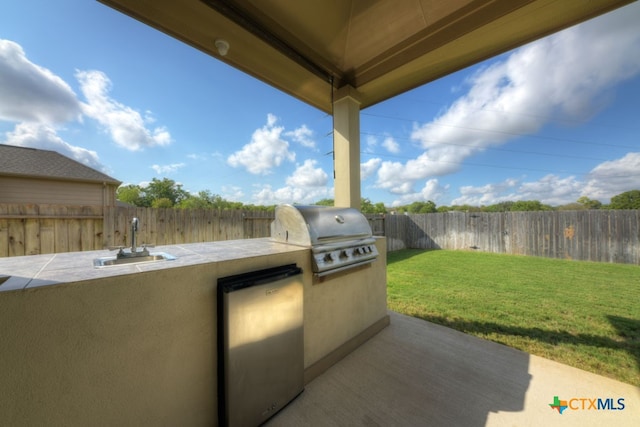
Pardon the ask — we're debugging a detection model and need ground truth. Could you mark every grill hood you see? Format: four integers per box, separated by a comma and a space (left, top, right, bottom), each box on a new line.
271, 204, 372, 246
271, 204, 378, 276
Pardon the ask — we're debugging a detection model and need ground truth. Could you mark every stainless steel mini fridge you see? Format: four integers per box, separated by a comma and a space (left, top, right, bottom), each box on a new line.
217, 264, 304, 427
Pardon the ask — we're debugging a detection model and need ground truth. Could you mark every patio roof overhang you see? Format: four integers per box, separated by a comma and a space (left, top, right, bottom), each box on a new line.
98, 0, 633, 114
97, 0, 635, 209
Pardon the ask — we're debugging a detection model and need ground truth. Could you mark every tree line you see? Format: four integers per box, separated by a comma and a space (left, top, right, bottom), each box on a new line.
392, 191, 640, 214
117, 179, 640, 213
116, 178, 273, 211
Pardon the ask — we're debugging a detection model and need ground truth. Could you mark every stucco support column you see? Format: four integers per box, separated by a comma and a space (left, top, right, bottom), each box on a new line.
333, 85, 361, 210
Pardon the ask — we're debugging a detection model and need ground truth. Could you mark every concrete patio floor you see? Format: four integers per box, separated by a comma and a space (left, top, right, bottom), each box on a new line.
268, 311, 639, 427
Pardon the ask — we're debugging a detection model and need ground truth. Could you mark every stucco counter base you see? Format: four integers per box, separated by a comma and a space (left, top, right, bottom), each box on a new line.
0, 237, 389, 426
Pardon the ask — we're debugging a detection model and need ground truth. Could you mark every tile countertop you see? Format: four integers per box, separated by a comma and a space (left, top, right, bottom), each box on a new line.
0, 238, 307, 292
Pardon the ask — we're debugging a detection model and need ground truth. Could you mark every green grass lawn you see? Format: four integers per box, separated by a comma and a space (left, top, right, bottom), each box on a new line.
386, 249, 640, 387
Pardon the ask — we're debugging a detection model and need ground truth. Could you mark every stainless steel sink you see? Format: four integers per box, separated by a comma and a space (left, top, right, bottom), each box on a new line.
93, 252, 176, 267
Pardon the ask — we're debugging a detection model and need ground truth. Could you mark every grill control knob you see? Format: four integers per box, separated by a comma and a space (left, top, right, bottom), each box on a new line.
339, 250, 348, 259
324, 253, 333, 262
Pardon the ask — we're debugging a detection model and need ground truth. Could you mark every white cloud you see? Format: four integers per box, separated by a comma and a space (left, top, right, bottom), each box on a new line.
361, 158, 382, 180
456, 175, 585, 206
377, 161, 410, 194
221, 185, 245, 200
252, 184, 332, 205
452, 178, 521, 206
76, 70, 171, 151
382, 136, 400, 154
450, 175, 589, 207
364, 134, 377, 153
364, 134, 400, 155
151, 163, 186, 175
227, 114, 296, 174
252, 158, 332, 204
517, 175, 585, 205
0, 39, 173, 178
285, 124, 316, 149
0, 39, 81, 124
377, 152, 458, 194
447, 151, 640, 206
285, 159, 328, 187
3, 122, 106, 172
376, 6, 640, 196
391, 179, 449, 207
583, 152, 640, 200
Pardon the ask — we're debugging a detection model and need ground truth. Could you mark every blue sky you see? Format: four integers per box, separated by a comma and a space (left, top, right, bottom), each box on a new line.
1, 1, 639, 207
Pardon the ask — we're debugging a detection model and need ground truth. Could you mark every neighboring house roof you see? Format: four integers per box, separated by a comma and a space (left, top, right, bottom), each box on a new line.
0, 144, 121, 185
116, 200, 135, 207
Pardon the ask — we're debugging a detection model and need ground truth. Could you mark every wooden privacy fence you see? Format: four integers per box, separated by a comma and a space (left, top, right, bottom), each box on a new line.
0, 204, 105, 257
385, 210, 640, 265
0, 204, 385, 258
3, 204, 638, 265
0, 204, 275, 257
105, 206, 274, 248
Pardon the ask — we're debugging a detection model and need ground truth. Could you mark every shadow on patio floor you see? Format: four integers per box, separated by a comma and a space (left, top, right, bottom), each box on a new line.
269, 311, 640, 427
269, 311, 531, 426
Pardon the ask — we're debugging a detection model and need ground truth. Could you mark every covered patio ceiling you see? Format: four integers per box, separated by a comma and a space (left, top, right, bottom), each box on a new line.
99, 0, 634, 114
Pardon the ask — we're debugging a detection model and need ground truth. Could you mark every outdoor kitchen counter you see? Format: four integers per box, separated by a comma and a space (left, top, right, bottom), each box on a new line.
0, 236, 388, 425
0, 238, 307, 292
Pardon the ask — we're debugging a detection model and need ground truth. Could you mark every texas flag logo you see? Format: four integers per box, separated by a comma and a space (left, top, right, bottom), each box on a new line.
549, 396, 568, 414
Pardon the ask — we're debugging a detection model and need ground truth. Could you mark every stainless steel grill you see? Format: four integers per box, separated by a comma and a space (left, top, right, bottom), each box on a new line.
271, 204, 379, 277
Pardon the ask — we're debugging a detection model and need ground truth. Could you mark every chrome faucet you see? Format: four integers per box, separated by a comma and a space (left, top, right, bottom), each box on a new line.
109, 217, 152, 258
131, 217, 139, 253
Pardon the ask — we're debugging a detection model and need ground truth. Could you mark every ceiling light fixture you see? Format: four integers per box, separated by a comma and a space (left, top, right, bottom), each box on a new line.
215, 39, 230, 56
203, 0, 333, 83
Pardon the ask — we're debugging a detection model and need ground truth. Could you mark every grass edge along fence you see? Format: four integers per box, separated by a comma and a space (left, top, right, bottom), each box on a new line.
385, 210, 640, 265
